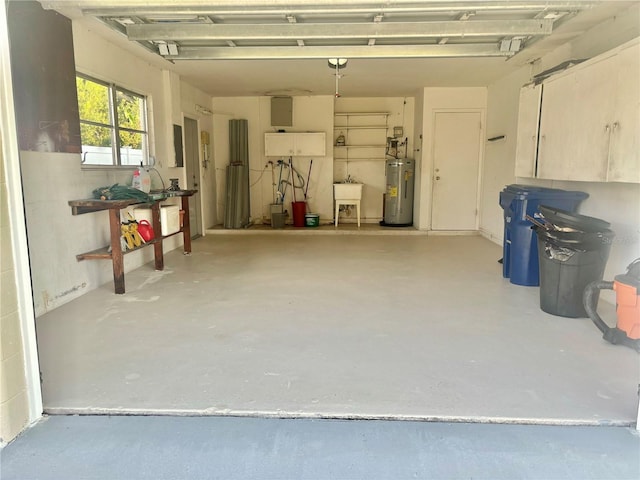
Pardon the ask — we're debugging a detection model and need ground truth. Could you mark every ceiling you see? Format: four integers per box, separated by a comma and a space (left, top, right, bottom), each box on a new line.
41, 1, 635, 97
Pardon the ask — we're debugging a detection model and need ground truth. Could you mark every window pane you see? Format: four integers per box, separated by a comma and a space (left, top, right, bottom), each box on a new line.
80, 124, 114, 165
119, 131, 147, 166
76, 77, 111, 125
117, 89, 145, 131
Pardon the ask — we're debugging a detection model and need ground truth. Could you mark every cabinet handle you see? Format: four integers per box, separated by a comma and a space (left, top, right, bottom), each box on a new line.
612, 121, 619, 131
605, 123, 614, 172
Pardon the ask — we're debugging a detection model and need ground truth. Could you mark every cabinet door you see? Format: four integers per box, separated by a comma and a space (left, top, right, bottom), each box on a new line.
514, 84, 542, 177
538, 55, 616, 181
537, 72, 579, 180
608, 42, 640, 183
573, 54, 617, 181
264, 133, 294, 156
295, 133, 326, 156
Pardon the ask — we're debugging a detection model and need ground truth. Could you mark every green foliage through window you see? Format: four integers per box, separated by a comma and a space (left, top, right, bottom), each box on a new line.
76, 74, 148, 166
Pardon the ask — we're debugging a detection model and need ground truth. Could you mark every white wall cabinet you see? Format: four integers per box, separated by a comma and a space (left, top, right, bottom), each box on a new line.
537, 54, 616, 181
264, 132, 326, 157
515, 39, 639, 183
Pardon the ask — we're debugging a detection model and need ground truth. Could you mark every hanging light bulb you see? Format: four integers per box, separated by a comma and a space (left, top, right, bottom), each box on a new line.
328, 58, 348, 69
328, 58, 348, 98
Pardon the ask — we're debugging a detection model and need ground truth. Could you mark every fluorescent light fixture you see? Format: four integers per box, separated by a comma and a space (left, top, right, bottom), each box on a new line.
158, 43, 169, 55
168, 43, 179, 55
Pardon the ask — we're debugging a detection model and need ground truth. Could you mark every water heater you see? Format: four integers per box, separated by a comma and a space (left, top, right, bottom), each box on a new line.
382, 158, 414, 226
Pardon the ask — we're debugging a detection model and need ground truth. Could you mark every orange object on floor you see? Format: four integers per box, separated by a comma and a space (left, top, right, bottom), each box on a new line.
613, 278, 640, 340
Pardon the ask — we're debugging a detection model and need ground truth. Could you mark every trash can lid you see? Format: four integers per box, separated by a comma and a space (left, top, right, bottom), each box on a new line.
538, 205, 610, 233
503, 184, 588, 199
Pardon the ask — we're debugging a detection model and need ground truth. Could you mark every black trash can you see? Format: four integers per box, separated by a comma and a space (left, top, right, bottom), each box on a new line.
535, 206, 615, 318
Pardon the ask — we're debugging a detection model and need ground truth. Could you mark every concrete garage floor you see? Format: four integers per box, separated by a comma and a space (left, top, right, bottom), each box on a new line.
35, 234, 639, 424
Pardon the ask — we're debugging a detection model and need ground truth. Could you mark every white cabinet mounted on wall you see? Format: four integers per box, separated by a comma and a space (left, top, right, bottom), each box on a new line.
264, 132, 326, 157
514, 38, 640, 183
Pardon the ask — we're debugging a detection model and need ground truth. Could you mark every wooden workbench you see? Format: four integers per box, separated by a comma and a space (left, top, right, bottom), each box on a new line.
68, 190, 196, 294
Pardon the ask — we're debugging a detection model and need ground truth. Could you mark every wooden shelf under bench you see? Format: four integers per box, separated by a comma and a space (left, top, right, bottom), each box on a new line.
68, 190, 196, 294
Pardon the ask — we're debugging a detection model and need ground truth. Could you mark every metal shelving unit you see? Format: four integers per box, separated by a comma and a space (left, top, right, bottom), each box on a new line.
333, 112, 389, 162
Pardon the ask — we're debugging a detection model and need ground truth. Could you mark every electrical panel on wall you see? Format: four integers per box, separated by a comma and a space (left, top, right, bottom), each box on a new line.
271, 96, 293, 127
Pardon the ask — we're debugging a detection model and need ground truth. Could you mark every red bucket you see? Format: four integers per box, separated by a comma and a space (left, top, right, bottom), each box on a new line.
292, 201, 306, 227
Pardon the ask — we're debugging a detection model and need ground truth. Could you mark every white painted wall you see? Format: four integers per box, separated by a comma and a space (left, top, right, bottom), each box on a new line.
481, 4, 640, 284
211, 96, 334, 224
417, 88, 487, 230
479, 67, 530, 244
412, 89, 425, 227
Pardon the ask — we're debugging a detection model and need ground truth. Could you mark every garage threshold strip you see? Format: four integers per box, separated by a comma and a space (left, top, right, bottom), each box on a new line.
43, 407, 635, 428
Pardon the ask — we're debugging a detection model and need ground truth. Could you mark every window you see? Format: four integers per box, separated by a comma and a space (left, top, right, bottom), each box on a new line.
76, 74, 149, 166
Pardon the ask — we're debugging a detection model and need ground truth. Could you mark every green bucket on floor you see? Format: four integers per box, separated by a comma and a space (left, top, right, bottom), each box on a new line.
305, 214, 320, 227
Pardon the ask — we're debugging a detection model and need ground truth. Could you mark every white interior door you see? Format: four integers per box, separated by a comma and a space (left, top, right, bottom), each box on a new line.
184, 117, 202, 237
431, 111, 482, 231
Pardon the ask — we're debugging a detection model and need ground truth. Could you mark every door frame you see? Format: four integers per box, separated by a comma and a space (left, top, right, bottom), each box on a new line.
183, 114, 203, 237
0, 2, 43, 430
429, 108, 485, 232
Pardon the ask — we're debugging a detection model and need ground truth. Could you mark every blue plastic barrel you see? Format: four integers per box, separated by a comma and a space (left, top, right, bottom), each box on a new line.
499, 185, 588, 286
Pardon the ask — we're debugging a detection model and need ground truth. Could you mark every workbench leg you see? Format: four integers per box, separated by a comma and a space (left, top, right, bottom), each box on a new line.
109, 208, 125, 294
151, 202, 164, 270
181, 196, 192, 254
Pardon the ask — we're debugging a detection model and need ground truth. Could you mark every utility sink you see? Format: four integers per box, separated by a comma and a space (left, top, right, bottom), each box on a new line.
333, 183, 363, 200
334, 183, 363, 227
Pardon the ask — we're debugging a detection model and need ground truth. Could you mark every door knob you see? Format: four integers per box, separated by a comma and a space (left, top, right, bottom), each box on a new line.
435, 176, 441, 180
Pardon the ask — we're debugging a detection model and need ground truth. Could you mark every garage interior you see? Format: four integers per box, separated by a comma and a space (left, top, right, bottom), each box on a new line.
2, 0, 640, 466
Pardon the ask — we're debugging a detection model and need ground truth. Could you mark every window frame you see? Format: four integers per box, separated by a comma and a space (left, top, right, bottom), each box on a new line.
76, 73, 149, 168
